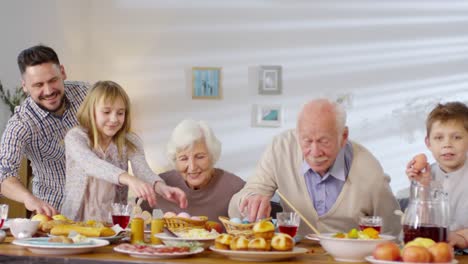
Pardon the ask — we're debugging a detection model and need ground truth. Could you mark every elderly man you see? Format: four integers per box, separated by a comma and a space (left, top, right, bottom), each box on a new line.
229, 98, 401, 236
0, 45, 89, 216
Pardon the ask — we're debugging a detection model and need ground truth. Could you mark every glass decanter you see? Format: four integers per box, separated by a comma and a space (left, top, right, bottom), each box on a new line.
402, 180, 449, 243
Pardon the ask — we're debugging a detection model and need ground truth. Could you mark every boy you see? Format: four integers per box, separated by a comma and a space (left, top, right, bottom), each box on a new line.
406, 101, 468, 248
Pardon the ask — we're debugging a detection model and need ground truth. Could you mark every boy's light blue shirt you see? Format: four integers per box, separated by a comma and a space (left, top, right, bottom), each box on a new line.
302, 141, 353, 216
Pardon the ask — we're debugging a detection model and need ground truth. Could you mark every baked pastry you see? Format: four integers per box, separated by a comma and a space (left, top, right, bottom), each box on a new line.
215, 233, 233, 250
252, 220, 275, 239
271, 233, 294, 251
248, 237, 271, 251
230, 235, 250, 250
48, 235, 73, 244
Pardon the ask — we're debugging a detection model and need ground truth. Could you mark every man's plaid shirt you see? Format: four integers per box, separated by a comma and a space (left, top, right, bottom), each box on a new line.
0, 81, 89, 210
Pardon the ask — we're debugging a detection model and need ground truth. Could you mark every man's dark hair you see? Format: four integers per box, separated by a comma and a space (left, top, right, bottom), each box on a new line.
17, 44, 60, 75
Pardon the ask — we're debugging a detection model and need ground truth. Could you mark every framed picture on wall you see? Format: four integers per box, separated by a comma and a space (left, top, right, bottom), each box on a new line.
192, 67, 222, 99
258, 65, 282, 95
253, 104, 283, 127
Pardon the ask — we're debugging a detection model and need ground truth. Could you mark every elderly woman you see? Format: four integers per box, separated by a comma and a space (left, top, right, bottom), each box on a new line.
142, 119, 245, 222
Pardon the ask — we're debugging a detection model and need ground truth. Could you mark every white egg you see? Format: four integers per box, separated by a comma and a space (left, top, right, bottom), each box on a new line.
230, 217, 242, 224
177, 212, 191, 218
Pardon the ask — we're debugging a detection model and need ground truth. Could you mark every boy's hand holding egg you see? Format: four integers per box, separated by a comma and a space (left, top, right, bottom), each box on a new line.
406, 153, 431, 185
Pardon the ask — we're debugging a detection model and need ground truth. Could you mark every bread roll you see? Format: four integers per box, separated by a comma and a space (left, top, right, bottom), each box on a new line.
215, 233, 233, 250
271, 233, 294, 251
50, 225, 102, 237
252, 220, 275, 239
230, 235, 249, 250
248, 237, 271, 251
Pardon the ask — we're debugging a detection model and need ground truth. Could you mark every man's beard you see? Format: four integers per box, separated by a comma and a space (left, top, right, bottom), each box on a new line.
38, 95, 65, 114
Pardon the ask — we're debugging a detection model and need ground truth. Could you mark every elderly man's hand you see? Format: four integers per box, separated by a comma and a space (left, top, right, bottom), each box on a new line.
155, 182, 188, 209
240, 194, 272, 222
24, 194, 58, 217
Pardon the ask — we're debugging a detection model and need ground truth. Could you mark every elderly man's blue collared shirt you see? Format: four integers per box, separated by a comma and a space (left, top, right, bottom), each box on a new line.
303, 141, 353, 216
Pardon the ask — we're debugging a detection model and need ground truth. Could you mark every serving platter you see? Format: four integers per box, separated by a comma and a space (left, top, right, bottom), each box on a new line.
365, 256, 458, 264
210, 246, 308, 261
114, 243, 204, 259
155, 232, 215, 249
304, 233, 320, 242
13, 237, 109, 255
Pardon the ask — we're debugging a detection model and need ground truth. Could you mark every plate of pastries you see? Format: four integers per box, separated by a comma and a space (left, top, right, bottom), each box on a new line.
210, 220, 308, 262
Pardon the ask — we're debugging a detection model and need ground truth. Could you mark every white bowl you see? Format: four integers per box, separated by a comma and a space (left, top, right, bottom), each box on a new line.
9, 218, 40, 239
318, 233, 395, 262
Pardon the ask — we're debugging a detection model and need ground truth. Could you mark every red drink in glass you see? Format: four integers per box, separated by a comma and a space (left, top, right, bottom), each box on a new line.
279, 225, 298, 237
112, 215, 130, 229
359, 225, 381, 232
403, 224, 448, 243
0, 219, 4, 228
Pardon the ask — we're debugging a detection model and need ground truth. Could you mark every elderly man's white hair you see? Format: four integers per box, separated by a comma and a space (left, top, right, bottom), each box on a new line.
298, 98, 347, 134
167, 119, 222, 167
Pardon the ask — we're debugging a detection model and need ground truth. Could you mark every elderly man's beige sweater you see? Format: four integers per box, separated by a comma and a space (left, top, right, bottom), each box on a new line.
229, 129, 401, 236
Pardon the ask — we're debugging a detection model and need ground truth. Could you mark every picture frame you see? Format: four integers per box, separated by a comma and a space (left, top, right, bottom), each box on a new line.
253, 104, 283, 127
258, 65, 282, 95
192, 67, 222, 99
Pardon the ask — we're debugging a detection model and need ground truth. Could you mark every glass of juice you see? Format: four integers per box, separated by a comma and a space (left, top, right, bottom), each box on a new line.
0, 204, 8, 228
277, 212, 300, 237
359, 216, 382, 232
111, 203, 132, 229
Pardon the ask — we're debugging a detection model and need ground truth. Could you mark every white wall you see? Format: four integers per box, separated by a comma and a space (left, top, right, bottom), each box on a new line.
1, 0, 468, 195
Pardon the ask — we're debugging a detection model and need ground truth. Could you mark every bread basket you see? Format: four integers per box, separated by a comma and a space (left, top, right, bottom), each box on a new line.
218, 216, 272, 237
163, 216, 208, 232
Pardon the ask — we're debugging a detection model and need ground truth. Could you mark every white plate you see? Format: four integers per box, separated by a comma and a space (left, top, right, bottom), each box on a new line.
114, 244, 204, 259
365, 256, 458, 264
305, 233, 320, 242
13, 238, 109, 255
155, 232, 215, 249
210, 246, 308, 262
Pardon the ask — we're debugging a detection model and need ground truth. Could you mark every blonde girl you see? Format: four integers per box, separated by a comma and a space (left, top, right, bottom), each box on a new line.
61, 81, 186, 221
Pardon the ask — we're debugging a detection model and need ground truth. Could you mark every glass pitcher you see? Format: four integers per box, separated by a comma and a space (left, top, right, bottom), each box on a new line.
402, 180, 449, 243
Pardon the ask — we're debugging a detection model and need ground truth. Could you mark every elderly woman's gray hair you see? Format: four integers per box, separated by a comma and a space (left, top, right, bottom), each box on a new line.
167, 119, 222, 166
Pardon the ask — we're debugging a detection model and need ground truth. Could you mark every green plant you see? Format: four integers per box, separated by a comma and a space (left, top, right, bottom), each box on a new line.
0, 81, 26, 115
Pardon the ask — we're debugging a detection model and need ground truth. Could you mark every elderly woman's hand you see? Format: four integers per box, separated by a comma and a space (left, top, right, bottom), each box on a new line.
155, 181, 188, 209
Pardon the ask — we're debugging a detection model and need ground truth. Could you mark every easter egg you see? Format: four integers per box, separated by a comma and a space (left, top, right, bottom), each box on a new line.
177, 212, 191, 218
163, 211, 176, 218
190, 216, 201, 220
230, 217, 242, 224
242, 217, 250, 224
412, 153, 428, 171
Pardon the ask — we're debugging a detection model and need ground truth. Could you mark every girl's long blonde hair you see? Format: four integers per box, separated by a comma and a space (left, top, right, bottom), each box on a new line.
77, 80, 136, 157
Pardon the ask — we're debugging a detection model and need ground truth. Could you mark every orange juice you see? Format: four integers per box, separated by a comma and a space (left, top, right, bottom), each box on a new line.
151, 218, 164, 244
130, 217, 144, 244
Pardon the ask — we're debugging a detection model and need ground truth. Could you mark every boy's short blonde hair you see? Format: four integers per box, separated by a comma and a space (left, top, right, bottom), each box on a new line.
426, 102, 468, 136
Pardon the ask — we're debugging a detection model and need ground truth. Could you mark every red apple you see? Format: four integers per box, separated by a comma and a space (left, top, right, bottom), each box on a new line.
428, 242, 454, 263
373, 242, 401, 261
402, 246, 433, 263
204, 221, 223, 233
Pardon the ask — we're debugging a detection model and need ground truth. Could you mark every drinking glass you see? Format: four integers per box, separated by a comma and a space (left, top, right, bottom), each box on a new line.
0, 204, 8, 229
359, 216, 382, 232
277, 212, 300, 237
111, 203, 132, 229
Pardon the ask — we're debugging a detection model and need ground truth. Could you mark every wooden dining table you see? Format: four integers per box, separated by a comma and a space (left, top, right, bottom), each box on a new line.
0, 236, 467, 264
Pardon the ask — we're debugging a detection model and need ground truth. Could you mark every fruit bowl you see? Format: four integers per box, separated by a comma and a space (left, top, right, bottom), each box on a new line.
318, 233, 395, 262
